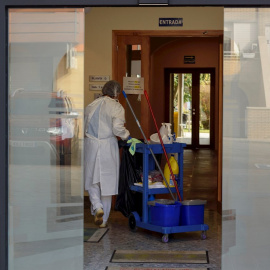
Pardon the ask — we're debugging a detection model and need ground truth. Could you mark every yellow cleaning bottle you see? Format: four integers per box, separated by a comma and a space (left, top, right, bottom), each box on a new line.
163, 155, 179, 187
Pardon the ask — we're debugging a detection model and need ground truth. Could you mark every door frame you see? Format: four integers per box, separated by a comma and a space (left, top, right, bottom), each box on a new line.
113, 30, 223, 215
164, 67, 215, 149
1, 2, 264, 269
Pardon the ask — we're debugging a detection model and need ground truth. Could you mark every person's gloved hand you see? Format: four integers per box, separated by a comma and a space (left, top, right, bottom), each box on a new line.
118, 139, 127, 149
118, 136, 132, 149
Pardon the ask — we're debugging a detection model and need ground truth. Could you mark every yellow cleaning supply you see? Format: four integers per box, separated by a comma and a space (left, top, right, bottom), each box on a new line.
163, 155, 179, 187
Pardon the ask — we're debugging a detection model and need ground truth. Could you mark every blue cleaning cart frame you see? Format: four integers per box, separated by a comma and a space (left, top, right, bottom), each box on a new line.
129, 142, 209, 243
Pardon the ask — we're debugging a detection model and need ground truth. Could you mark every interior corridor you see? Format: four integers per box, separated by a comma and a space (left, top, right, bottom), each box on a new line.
84, 149, 222, 270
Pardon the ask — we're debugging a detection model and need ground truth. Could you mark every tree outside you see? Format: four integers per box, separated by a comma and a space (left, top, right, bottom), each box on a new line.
173, 73, 210, 132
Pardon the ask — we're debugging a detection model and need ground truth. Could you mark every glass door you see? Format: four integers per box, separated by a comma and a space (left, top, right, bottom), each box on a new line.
8, 8, 84, 270
172, 72, 193, 145
166, 68, 215, 149
199, 73, 211, 146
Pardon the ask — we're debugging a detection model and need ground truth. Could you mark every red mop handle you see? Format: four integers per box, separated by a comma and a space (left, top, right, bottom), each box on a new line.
144, 90, 182, 201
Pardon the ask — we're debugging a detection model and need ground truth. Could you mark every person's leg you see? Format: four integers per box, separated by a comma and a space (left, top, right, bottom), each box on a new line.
99, 195, 112, 227
87, 183, 104, 225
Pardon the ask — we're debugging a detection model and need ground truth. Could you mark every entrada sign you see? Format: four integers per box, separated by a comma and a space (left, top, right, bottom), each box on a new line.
159, 18, 183, 27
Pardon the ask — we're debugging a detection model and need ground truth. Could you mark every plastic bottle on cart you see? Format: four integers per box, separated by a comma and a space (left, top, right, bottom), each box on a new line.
159, 123, 173, 144
163, 155, 179, 187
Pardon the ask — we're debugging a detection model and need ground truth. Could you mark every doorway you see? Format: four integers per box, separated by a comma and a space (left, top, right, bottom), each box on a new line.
165, 68, 215, 149
113, 30, 222, 213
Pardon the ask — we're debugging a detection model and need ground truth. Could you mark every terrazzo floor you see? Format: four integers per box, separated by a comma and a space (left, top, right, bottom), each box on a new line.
84, 149, 221, 270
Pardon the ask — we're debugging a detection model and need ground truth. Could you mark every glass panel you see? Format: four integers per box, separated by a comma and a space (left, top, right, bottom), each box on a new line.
199, 73, 210, 145
223, 8, 270, 270
8, 8, 84, 270
126, 44, 141, 77
173, 74, 179, 136
175, 73, 192, 145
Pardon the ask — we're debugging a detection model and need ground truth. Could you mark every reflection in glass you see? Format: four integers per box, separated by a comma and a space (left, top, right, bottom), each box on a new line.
8, 9, 84, 270
199, 73, 210, 145
223, 8, 270, 270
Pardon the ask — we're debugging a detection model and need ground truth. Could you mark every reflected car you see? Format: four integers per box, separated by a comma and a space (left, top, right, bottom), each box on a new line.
9, 89, 79, 165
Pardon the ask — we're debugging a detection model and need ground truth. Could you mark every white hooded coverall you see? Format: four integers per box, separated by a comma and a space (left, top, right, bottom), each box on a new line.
84, 96, 130, 222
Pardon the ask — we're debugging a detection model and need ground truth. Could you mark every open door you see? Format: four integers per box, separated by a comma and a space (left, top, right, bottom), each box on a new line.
113, 33, 150, 139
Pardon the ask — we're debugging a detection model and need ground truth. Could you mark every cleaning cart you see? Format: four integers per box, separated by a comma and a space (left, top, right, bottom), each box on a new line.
128, 142, 209, 243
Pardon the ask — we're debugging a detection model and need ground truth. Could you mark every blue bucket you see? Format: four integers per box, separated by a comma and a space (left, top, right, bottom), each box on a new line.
149, 201, 181, 227
180, 200, 206, 225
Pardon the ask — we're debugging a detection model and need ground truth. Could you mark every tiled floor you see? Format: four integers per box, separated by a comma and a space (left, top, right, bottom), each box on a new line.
84, 149, 221, 270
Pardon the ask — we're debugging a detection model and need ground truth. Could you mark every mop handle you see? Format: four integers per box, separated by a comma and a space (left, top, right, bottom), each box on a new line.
122, 90, 176, 202
143, 90, 182, 202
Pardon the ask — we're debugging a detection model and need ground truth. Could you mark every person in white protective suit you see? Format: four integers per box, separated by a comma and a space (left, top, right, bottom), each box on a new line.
84, 80, 130, 228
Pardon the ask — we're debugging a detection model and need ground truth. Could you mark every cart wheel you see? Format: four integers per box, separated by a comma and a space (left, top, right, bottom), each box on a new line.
162, 234, 169, 243
128, 213, 137, 232
201, 231, 207, 240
